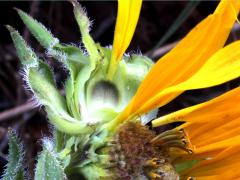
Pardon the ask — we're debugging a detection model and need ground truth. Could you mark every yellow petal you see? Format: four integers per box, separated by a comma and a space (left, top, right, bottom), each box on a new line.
118, 0, 240, 120
139, 40, 240, 117
194, 136, 240, 156
185, 117, 240, 148
182, 146, 240, 179
152, 87, 240, 127
152, 87, 240, 163
107, 0, 142, 79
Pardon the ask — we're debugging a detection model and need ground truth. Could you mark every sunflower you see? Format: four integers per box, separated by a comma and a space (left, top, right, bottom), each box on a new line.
105, 0, 240, 179
6, 0, 240, 179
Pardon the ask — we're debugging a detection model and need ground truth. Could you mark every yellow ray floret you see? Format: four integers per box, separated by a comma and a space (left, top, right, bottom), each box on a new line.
189, 117, 240, 148
152, 87, 240, 127
137, 41, 240, 115
118, 0, 240, 121
152, 87, 240, 160
181, 146, 240, 179
154, 87, 240, 178
107, 0, 142, 79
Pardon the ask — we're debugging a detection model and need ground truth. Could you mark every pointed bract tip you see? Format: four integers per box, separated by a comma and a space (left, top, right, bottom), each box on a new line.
5, 25, 15, 32
13, 7, 22, 14
68, 0, 78, 7
14, 7, 27, 18
13, 7, 19, 11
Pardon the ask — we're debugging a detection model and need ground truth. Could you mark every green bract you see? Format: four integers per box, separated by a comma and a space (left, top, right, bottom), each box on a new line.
6, 2, 153, 179
1, 129, 25, 180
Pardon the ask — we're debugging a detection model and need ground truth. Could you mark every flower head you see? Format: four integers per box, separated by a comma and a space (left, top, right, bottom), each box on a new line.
7, 0, 240, 179
106, 0, 240, 179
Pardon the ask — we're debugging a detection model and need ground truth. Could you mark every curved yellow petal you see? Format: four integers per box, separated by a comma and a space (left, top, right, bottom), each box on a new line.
182, 146, 240, 179
152, 87, 240, 161
118, 0, 240, 120
135, 40, 240, 116
187, 118, 240, 147
193, 136, 240, 155
152, 87, 240, 128
107, 0, 142, 79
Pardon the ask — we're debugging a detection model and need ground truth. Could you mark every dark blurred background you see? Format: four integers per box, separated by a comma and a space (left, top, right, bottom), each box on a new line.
0, 1, 240, 178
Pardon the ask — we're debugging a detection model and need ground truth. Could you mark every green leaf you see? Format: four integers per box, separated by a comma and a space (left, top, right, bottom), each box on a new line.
6, 25, 38, 68
46, 108, 92, 135
58, 136, 78, 169
7, 24, 89, 134
2, 129, 25, 180
28, 61, 67, 113
119, 55, 153, 105
28, 62, 92, 134
52, 45, 90, 119
7, 26, 64, 112
14, 7, 99, 121
16, 8, 59, 49
54, 45, 89, 72
53, 128, 68, 152
71, 0, 100, 69
35, 140, 66, 180
68, 5, 101, 118
80, 164, 108, 180
65, 78, 80, 119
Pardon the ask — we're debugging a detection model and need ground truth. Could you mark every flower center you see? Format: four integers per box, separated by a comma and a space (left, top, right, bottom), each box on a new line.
107, 121, 191, 179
